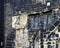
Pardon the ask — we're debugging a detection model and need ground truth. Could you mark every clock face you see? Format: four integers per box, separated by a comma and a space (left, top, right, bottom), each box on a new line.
12, 14, 28, 29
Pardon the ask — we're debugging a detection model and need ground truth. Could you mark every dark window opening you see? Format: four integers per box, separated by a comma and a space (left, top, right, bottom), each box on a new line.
48, 45, 53, 48
58, 25, 60, 32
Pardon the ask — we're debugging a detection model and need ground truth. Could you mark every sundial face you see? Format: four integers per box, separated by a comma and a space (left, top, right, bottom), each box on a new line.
12, 16, 20, 29
12, 14, 28, 29
19, 14, 28, 28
